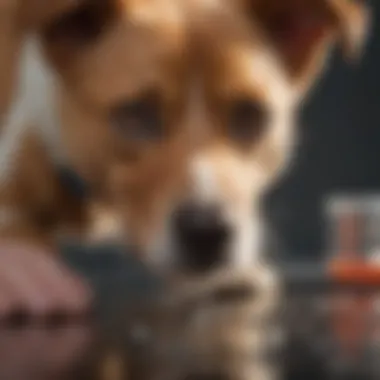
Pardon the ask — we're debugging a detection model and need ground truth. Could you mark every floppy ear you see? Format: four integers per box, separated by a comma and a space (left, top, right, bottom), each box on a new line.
245, 0, 370, 92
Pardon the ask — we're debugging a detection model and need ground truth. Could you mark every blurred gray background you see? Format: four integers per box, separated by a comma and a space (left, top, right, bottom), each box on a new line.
265, 0, 380, 261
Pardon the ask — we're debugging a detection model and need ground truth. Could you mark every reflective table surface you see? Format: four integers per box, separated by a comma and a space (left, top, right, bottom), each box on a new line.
1, 246, 379, 380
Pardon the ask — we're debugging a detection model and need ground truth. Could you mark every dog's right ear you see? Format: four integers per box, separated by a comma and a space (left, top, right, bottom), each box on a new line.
240, 0, 370, 96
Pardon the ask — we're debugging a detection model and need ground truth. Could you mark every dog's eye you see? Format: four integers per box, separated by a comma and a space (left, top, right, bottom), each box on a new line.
228, 100, 268, 145
43, 2, 111, 46
110, 94, 164, 142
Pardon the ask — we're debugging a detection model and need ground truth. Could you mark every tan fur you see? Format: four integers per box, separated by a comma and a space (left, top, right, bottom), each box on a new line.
0, 1, 22, 121
0, 128, 87, 248
0, 0, 369, 271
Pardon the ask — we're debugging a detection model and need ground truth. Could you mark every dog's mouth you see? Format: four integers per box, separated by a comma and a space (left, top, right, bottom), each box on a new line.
210, 283, 257, 305
165, 269, 259, 309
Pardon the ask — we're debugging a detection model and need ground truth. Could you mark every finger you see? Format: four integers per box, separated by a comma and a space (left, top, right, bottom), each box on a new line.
0, 243, 94, 318
0, 262, 49, 318
31, 253, 94, 315
0, 245, 71, 317
0, 248, 54, 315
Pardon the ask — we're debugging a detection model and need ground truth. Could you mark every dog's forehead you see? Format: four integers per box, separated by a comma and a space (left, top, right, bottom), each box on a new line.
50, 0, 292, 108
122, 0, 289, 98
115, 0, 259, 53
117, 0, 184, 30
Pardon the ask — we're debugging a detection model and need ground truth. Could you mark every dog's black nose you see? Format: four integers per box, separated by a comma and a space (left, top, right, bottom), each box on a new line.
173, 202, 230, 272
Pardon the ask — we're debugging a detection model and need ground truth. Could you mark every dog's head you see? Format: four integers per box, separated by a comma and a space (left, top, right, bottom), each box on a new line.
36, 0, 369, 275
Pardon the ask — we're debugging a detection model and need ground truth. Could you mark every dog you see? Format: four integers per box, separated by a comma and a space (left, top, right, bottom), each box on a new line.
0, 0, 370, 303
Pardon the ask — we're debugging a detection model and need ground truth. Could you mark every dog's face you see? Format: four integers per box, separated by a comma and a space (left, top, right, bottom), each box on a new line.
38, 0, 368, 275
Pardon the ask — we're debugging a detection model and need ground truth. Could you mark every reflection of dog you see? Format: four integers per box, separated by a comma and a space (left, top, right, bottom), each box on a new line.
0, 0, 370, 283
122, 269, 281, 380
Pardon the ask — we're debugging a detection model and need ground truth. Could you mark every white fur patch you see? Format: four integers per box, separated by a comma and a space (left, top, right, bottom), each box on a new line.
236, 46, 297, 177
0, 37, 63, 186
85, 204, 125, 244
231, 214, 261, 267
190, 154, 219, 203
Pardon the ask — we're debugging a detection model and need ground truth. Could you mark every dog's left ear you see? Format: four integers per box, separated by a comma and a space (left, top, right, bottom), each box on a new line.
20, 0, 87, 28
244, 0, 370, 93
